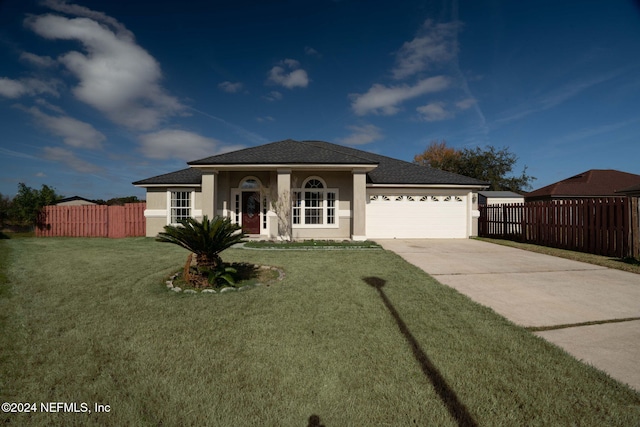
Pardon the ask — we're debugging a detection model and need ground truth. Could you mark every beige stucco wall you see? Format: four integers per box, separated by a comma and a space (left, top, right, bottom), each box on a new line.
143, 187, 202, 237
291, 218, 351, 240
142, 176, 483, 240
146, 188, 166, 210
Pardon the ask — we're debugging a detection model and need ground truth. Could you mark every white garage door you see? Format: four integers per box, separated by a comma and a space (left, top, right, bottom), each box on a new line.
366, 194, 468, 238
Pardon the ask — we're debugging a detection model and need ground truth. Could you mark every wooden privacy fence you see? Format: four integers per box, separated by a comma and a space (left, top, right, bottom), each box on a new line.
479, 198, 638, 259
36, 203, 146, 238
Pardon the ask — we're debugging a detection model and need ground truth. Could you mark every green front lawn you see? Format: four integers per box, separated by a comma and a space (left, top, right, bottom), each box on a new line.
1, 238, 638, 426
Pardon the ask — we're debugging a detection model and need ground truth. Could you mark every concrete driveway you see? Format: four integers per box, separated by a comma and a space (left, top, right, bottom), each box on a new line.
379, 238, 640, 392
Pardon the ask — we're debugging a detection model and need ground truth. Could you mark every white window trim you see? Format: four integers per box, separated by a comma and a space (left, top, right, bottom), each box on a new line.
166, 188, 197, 225
292, 176, 339, 229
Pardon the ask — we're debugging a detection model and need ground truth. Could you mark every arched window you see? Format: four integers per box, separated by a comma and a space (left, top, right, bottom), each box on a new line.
240, 177, 261, 189
305, 178, 324, 189
292, 177, 337, 226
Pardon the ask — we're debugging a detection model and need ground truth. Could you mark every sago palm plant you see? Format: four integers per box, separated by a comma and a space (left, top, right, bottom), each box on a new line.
156, 215, 246, 270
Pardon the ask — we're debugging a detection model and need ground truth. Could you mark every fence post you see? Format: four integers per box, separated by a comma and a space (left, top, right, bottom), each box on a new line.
630, 197, 639, 259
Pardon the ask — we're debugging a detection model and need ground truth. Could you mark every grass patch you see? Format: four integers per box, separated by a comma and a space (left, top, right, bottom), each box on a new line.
244, 239, 381, 249
1, 238, 639, 426
0, 231, 35, 239
475, 237, 640, 275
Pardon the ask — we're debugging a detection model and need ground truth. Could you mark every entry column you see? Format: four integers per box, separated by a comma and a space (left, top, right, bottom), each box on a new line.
201, 170, 217, 219
275, 169, 292, 239
352, 169, 367, 241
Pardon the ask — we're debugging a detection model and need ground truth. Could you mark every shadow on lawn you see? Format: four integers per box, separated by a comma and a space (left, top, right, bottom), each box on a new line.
363, 276, 478, 427
307, 414, 325, 426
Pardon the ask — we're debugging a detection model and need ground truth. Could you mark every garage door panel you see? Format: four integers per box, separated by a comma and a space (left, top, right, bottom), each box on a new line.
366, 194, 467, 238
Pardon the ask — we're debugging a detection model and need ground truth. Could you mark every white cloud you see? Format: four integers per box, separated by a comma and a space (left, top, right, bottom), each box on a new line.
350, 76, 450, 116
20, 52, 56, 68
0, 77, 59, 98
24, 106, 105, 149
138, 129, 243, 161
267, 59, 309, 89
416, 98, 477, 122
304, 46, 321, 57
392, 20, 461, 80
218, 81, 244, 93
25, 10, 183, 131
42, 146, 103, 173
336, 124, 383, 145
455, 97, 476, 110
263, 90, 283, 101
34, 98, 65, 114
416, 102, 453, 122
256, 116, 275, 123
0, 78, 27, 98
42, 0, 134, 40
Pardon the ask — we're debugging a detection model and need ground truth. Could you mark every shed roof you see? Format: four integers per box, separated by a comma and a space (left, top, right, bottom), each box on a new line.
54, 196, 97, 205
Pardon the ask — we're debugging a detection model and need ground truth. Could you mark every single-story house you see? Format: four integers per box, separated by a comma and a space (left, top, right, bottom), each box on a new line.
478, 191, 524, 205
133, 139, 489, 240
54, 196, 97, 206
525, 169, 640, 202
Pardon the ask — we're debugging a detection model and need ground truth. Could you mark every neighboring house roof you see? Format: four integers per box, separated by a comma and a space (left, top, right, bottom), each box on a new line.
54, 196, 96, 205
134, 139, 488, 187
616, 183, 640, 196
525, 169, 640, 201
478, 191, 522, 198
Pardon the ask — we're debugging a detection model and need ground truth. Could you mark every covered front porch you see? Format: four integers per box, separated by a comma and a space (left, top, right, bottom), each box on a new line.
200, 166, 371, 241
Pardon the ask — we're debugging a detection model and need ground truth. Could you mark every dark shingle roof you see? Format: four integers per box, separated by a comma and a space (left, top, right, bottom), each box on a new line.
188, 139, 377, 165
303, 140, 487, 185
478, 191, 523, 198
132, 168, 203, 186
525, 169, 640, 201
134, 139, 488, 187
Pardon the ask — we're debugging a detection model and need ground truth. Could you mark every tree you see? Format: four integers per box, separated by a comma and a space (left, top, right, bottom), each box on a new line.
9, 183, 63, 228
156, 215, 246, 270
414, 140, 535, 192
413, 140, 461, 171
0, 193, 11, 230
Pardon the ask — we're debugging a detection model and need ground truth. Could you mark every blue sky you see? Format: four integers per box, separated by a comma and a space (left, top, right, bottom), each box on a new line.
1, 0, 639, 200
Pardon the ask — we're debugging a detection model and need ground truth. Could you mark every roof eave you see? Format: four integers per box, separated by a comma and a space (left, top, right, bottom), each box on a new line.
367, 183, 489, 189
133, 183, 202, 188
189, 163, 378, 171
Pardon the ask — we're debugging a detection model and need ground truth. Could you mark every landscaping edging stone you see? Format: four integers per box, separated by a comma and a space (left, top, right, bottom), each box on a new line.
165, 264, 284, 294
234, 242, 383, 251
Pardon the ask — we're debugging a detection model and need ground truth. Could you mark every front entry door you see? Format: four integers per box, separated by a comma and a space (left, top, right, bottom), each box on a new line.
242, 191, 261, 234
